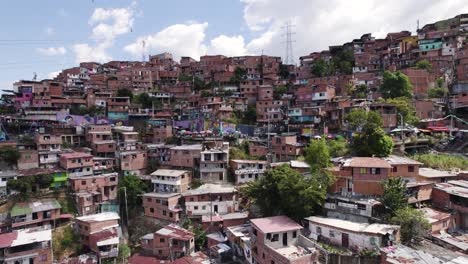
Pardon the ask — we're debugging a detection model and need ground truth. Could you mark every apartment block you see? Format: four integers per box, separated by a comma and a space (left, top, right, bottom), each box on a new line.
76, 212, 121, 260
200, 142, 229, 183
150, 169, 190, 193
183, 184, 239, 218
142, 193, 182, 222
69, 172, 118, 216
59, 152, 94, 177
230, 159, 267, 185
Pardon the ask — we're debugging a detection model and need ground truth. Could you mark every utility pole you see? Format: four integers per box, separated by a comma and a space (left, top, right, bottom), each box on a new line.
123, 187, 129, 226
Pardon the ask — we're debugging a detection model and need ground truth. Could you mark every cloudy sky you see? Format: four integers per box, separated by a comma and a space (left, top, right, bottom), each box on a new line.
1, 0, 468, 89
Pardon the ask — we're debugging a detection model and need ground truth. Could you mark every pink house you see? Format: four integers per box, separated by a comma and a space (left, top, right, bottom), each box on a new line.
250, 216, 318, 264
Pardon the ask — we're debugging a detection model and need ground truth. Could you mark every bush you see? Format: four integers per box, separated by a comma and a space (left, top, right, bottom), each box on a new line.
411, 153, 468, 170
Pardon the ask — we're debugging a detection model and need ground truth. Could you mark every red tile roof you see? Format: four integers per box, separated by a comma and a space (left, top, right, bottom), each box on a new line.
347, 157, 392, 168
128, 254, 166, 264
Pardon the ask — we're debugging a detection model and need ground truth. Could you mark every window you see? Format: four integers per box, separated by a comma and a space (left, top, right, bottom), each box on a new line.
202, 206, 206, 210
359, 168, 367, 174
316, 227, 322, 234
392, 166, 397, 173
371, 168, 381, 175
160, 238, 165, 243
272, 234, 279, 242
81, 181, 86, 185
329, 230, 335, 237
408, 166, 415, 173
150, 208, 154, 213
266, 233, 271, 240
163, 210, 166, 216
194, 206, 199, 210
357, 204, 366, 210
293, 231, 297, 238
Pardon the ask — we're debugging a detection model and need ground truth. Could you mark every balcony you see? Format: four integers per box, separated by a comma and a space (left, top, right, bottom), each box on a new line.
99, 247, 119, 258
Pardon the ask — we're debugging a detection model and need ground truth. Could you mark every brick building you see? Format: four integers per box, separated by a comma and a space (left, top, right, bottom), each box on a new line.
140, 224, 195, 260
250, 216, 318, 264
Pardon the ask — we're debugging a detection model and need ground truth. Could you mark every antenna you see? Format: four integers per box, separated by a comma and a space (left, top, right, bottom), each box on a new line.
282, 21, 296, 65
141, 40, 146, 62
32, 72, 37, 81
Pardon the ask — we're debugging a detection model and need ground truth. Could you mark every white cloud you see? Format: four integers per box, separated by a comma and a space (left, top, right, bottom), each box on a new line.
240, 0, 468, 63
124, 23, 209, 60
47, 71, 61, 79
36, 46, 67, 56
72, 43, 111, 63
73, 3, 136, 63
44, 27, 54, 36
209, 35, 247, 57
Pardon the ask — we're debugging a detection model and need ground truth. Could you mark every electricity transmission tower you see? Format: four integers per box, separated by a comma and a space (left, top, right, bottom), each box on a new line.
283, 21, 296, 65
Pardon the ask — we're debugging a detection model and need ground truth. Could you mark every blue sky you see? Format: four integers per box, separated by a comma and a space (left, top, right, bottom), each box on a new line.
1, 0, 468, 89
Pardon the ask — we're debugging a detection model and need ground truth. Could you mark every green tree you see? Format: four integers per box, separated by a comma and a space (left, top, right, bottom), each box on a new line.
381, 177, 408, 217
134, 93, 155, 108
242, 165, 326, 221
380, 71, 413, 99
0, 147, 20, 166
348, 84, 368, 99
119, 174, 150, 217
241, 105, 257, 125
116, 88, 133, 100
351, 127, 394, 157
391, 207, 430, 245
304, 139, 331, 173
346, 109, 393, 157
345, 109, 382, 132
428, 87, 448, 98
118, 244, 131, 263
386, 97, 419, 125
36, 174, 54, 189
230, 67, 248, 85
279, 63, 290, 79
273, 85, 288, 100
310, 59, 329, 77
327, 138, 349, 157
415, 59, 432, 71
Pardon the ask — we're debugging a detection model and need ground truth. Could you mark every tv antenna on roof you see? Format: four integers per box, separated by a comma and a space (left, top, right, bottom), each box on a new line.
282, 21, 296, 65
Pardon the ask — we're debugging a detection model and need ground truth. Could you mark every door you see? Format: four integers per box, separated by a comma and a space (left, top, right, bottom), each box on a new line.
282, 233, 288, 246
342, 233, 349, 248
214, 205, 218, 213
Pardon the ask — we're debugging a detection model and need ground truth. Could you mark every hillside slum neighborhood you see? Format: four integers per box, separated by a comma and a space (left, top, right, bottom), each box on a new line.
0, 13, 468, 264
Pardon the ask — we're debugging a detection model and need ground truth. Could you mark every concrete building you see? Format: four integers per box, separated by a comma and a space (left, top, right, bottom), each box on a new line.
35, 134, 62, 168
200, 142, 229, 183
142, 192, 182, 222
150, 169, 190, 194
140, 224, 195, 260
305, 216, 400, 251
168, 144, 202, 169
183, 184, 239, 218
59, 152, 94, 177
69, 172, 118, 216
76, 212, 121, 260
250, 216, 318, 264
10, 199, 64, 230
230, 159, 267, 185
0, 229, 52, 264
431, 180, 468, 230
